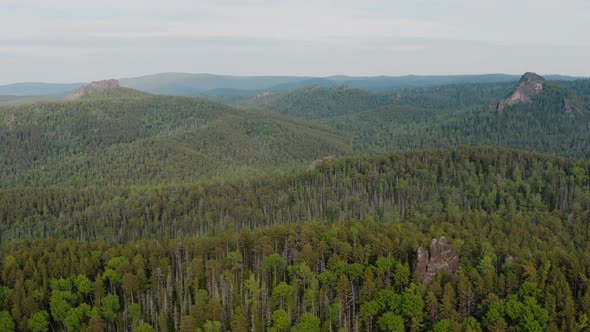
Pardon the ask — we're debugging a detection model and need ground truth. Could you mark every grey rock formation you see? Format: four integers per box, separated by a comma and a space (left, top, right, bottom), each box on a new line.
415, 236, 460, 285
498, 72, 545, 113
67, 79, 120, 100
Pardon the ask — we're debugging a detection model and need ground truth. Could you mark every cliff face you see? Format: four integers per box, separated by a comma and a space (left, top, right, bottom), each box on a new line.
498, 72, 545, 112
67, 79, 120, 100
415, 237, 460, 285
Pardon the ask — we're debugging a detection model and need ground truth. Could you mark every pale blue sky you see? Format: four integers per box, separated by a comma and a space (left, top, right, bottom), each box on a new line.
1, 0, 589, 84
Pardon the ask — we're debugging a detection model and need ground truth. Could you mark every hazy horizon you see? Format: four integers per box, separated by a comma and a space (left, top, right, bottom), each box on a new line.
2, 0, 589, 84
2, 71, 587, 86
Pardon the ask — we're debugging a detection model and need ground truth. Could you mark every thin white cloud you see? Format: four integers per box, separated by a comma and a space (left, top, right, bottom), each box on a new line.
0, 0, 588, 83
1, 2, 457, 42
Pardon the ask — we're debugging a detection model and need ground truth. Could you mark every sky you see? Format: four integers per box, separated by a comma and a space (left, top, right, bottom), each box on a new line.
1, 0, 589, 84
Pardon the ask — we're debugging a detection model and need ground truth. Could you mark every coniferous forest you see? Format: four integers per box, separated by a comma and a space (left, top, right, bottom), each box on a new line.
1, 73, 590, 332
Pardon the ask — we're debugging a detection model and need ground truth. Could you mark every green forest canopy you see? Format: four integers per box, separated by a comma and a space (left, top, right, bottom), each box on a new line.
245, 79, 590, 158
1, 74, 590, 331
0, 147, 589, 331
0, 89, 351, 187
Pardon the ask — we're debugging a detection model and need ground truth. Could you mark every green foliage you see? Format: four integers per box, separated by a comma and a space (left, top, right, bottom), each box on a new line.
0, 287, 10, 309
2, 146, 589, 243
74, 275, 93, 295
100, 294, 120, 322
505, 293, 549, 331
378, 312, 404, 331
28, 311, 49, 332
264, 253, 287, 285
0, 142, 588, 331
129, 303, 142, 321
272, 282, 294, 310
0, 311, 14, 332
462, 317, 482, 332
248, 80, 590, 159
432, 319, 455, 332
271, 309, 290, 330
0, 92, 351, 186
63, 304, 90, 331
0, 212, 586, 331
202, 320, 222, 332
133, 323, 155, 332
291, 312, 320, 332
50, 290, 74, 322
20, 79, 581, 190
241, 86, 393, 119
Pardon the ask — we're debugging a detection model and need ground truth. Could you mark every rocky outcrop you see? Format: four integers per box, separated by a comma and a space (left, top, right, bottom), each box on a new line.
498, 72, 545, 113
415, 246, 430, 281
67, 79, 120, 100
415, 236, 460, 285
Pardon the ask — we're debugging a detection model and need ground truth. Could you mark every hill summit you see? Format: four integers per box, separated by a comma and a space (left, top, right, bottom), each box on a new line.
67, 79, 120, 100
498, 72, 545, 112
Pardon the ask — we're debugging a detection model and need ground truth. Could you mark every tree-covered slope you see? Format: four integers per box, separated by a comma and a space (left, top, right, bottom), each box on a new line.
325, 81, 589, 156
1, 77, 590, 331
246, 77, 590, 158
239, 86, 394, 120
0, 146, 589, 331
241, 82, 514, 119
1, 146, 588, 243
0, 88, 351, 186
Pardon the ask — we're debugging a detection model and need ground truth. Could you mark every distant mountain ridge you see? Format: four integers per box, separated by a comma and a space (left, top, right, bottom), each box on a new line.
120, 73, 583, 96
1, 73, 583, 98
0, 82, 84, 97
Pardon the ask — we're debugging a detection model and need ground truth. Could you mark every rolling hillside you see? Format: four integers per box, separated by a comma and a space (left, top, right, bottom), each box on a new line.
241, 82, 514, 119
245, 75, 590, 158
329, 78, 590, 157
2, 145, 587, 242
0, 146, 588, 331
239, 86, 394, 119
0, 86, 351, 187
1, 76, 589, 332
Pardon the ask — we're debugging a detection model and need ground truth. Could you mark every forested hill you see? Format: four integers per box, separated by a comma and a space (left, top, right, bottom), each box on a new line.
326, 80, 590, 156
0, 146, 589, 331
241, 82, 515, 118
238, 87, 394, 120
244, 76, 590, 159
0, 87, 351, 187
1, 77, 590, 331
1, 146, 588, 243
